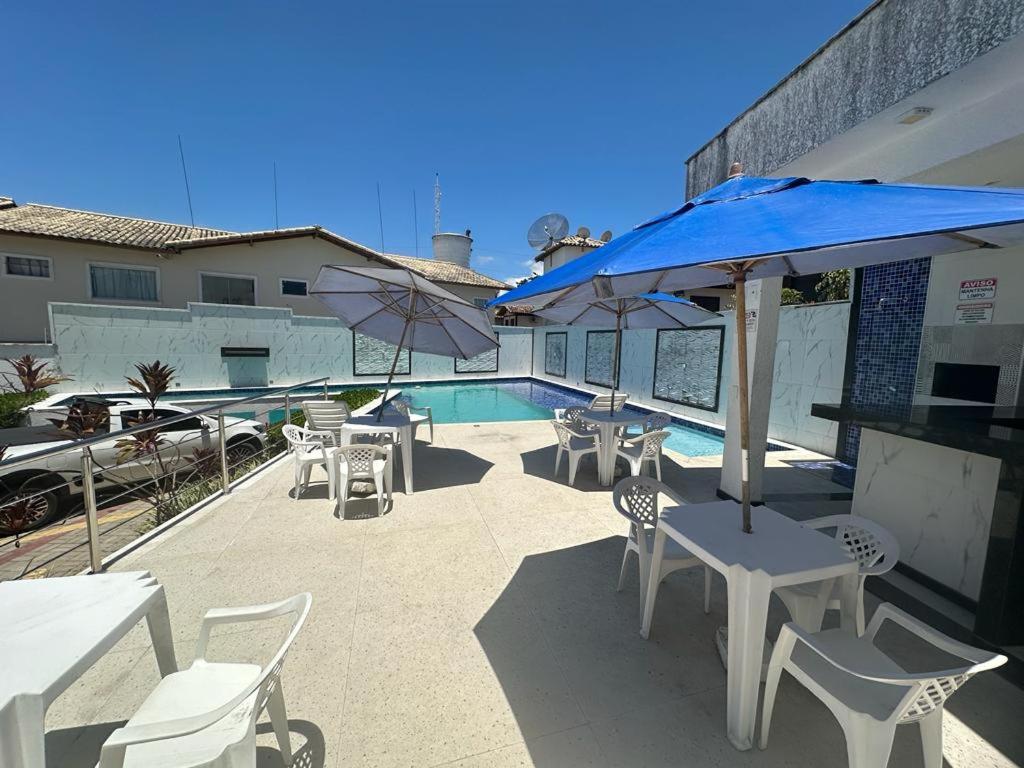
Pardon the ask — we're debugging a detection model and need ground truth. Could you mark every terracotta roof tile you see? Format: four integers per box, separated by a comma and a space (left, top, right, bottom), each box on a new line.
383, 253, 510, 290
533, 234, 607, 261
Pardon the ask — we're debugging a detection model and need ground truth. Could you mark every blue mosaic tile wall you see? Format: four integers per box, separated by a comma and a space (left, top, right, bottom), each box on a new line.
841, 257, 932, 464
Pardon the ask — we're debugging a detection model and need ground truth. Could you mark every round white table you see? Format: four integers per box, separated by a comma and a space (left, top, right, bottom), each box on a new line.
580, 408, 647, 486
341, 412, 414, 493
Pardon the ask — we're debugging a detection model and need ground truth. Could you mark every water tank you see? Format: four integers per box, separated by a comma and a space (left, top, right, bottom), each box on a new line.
432, 231, 472, 267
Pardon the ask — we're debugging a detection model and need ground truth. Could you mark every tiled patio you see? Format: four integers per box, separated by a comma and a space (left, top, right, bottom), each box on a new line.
43, 421, 1024, 767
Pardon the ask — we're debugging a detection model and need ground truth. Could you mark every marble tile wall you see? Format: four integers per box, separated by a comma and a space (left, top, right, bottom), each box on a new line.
47, 302, 533, 392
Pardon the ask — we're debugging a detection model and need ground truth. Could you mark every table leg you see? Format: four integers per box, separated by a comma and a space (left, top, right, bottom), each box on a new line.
725, 569, 771, 751
1, 695, 45, 768
145, 589, 178, 677
837, 573, 860, 635
401, 426, 414, 494
640, 527, 667, 639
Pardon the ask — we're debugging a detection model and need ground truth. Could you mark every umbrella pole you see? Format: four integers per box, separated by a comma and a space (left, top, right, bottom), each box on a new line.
732, 269, 753, 533
377, 315, 412, 422
609, 305, 622, 415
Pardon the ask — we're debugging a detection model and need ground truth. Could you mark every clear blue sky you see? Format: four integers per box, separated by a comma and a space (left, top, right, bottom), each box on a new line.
3, 0, 866, 283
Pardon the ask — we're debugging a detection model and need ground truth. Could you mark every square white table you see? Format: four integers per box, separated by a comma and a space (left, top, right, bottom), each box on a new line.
0, 571, 177, 768
580, 409, 647, 486
341, 412, 414, 493
640, 500, 859, 751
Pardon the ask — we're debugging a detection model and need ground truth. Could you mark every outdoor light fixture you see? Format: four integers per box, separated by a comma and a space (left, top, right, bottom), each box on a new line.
593, 275, 614, 299
897, 107, 933, 125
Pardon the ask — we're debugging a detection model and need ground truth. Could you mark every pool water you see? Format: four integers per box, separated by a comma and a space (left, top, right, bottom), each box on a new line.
401, 380, 726, 457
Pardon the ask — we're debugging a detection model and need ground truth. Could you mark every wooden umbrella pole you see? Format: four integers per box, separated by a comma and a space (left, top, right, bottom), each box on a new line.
377, 294, 415, 422
609, 303, 622, 415
732, 268, 753, 533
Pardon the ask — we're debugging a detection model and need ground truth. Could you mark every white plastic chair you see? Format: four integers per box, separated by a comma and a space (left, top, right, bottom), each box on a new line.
613, 476, 711, 610
562, 405, 598, 436
621, 411, 671, 441
391, 399, 434, 443
335, 443, 391, 517
550, 420, 599, 486
281, 424, 335, 501
589, 393, 629, 411
97, 593, 313, 768
760, 603, 1006, 768
775, 515, 900, 634
301, 399, 351, 445
616, 429, 670, 480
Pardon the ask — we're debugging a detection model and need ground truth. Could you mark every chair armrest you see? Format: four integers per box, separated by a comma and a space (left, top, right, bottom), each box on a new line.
408, 404, 432, 418
864, 603, 1006, 670
776, 622, 922, 685
618, 433, 645, 447
195, 594, 311, 659
563, 425, 598, 441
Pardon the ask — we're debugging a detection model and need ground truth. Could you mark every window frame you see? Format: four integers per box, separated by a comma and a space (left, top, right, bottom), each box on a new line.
544, 331, 568, 378
454, 340, 500, 374
1, 252, 53, 281
86, 261, 161, 304
279, 277, 309, 297
352, 330, 411, 377
198, 270, 259, 306
584, 330, 618, 389
651, 326, 726, 412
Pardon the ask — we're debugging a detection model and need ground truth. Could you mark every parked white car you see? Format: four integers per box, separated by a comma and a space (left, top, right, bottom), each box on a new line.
0, 397, 266, 534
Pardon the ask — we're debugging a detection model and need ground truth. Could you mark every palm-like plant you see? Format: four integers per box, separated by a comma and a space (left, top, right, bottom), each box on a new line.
3, 355, 71, 393
126, 361, 176, 412
49, 399, 110, 437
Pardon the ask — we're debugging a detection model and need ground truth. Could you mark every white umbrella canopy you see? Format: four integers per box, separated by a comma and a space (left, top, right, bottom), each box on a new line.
310, 265, 498, 418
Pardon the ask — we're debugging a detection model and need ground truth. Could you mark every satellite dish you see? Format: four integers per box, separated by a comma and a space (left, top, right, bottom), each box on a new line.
527, 213, 569, 249
576, 226, 591, 238
600, 230, 613, 242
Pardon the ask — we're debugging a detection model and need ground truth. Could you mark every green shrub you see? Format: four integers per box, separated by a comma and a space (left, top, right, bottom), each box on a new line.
0, 390, 49, 429
265, 388, 381, 451
780, 287, 806, 306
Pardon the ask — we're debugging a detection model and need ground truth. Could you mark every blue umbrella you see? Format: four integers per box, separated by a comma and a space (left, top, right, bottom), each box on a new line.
533, 292, 719, 414
492, 168, 1024, 531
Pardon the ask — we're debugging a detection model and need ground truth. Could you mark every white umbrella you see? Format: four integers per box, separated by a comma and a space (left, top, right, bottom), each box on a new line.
310, 265, 498, 419
534, 292, 720, 413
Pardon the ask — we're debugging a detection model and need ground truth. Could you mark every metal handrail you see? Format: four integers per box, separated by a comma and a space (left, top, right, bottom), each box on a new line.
0, 376, 330, 473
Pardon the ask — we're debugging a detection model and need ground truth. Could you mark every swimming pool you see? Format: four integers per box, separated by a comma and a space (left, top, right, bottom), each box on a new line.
400, 380, 728, 457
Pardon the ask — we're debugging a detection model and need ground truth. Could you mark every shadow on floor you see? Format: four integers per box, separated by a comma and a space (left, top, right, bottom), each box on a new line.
519, 443, 690, 493
395, 442, 494, 492
45, 718, 326, 768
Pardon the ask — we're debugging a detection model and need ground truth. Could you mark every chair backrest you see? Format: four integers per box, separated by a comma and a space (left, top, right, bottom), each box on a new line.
391, 399, 410, 416
612, 476, 682, 529
589, 393, 628, 411
282, 424, 330, 455
562, 405, 590, 433
638, 430, 670, 457
644, 412, 672, 432
302, 400, 351, 434
551, 419, 581, 450
804, 514, 900, 576
336, 444, 387, 476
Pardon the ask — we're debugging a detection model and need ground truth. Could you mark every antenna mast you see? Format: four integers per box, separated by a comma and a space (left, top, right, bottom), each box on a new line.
433, 173, 441, 234
376, 182, 385, 252
413, 189, 419, 257
273, 161, 279, 230
177, 135, 195, 228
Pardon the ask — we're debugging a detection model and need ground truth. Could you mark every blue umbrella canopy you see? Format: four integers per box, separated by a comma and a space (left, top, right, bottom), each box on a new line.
491, 174, 1024, 309
493, 172, 1024, 532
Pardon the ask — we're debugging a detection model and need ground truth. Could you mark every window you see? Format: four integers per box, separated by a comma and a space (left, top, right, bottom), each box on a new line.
280, 278, 308, 297
472, 297, 488, 308
585, 330, 617, 388
89, 263, 159, 301
3, 254, 51, 279
200, 272, 256, 305
121, 408, 206, 431
455, 345, 499, 374
688, 294, 721, 312
544, 332, 567, 378
353, 332, 410, 376
652, 327, 725, 411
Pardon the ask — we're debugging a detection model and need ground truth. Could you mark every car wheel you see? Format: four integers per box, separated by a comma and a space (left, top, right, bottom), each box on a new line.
225, 439, 262, 468
0, 482, 60, 536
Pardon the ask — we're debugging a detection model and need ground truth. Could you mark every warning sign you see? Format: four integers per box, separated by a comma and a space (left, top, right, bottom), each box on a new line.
955, 303, 994, 325
745, 309, 757, 332
959, 278, 997, 301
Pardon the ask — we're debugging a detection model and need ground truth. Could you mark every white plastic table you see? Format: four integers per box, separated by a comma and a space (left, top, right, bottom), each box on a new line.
580, 409, 647, 486
341, 412, 415, 494
0, 571, 177, 768
640, 501, 859, 751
